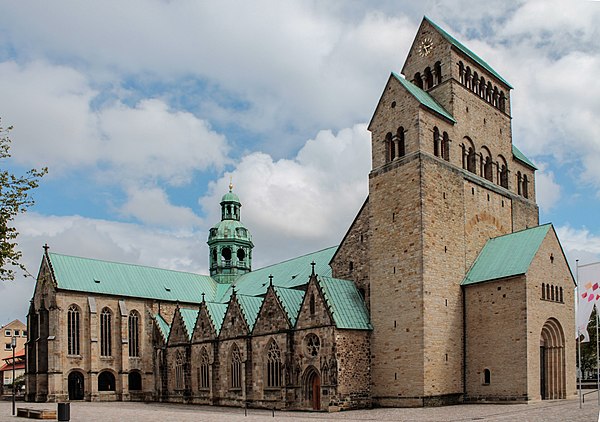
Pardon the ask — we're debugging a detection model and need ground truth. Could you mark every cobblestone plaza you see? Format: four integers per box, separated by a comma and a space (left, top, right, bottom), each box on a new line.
1, 399, 598, 422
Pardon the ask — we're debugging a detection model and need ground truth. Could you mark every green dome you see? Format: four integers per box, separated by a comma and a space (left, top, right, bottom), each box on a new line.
221, 191, 240, 204
208, 219, 252, 243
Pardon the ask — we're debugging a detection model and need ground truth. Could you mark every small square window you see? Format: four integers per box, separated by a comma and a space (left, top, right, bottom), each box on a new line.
14, 330, 20, 336
4, 343, 11, 351
4, 330, 11, 337
22, 331, 27, 337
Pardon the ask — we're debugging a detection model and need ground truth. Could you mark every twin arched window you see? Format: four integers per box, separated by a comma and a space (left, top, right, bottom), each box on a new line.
433, 127, 450, 161
67, 305, 80, 356
385, 127, 406, 163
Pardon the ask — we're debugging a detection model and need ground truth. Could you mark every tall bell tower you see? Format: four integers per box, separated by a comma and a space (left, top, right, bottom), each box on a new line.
207, 183, 253, 284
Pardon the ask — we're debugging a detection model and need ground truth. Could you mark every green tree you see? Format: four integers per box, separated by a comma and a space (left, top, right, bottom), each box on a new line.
0, 120, 47, 281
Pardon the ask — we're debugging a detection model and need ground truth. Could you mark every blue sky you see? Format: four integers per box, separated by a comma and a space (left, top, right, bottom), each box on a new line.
1, 0, 600, 324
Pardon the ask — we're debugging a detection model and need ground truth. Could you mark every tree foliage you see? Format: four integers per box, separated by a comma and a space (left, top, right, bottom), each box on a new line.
0, 120, 47, 281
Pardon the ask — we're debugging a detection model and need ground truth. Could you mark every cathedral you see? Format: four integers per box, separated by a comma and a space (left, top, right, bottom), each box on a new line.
25, 17, 575, 410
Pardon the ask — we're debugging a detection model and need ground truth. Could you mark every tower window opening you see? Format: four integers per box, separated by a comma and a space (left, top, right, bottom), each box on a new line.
483, 369, 491, 385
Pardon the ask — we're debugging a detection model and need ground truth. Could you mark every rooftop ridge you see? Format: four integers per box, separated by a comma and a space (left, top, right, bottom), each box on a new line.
253, 245, 338, 272
424, 16, 513, 89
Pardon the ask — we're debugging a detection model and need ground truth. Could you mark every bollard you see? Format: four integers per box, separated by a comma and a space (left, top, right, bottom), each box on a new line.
57, 402, 70, 421
272, 406, 275, 417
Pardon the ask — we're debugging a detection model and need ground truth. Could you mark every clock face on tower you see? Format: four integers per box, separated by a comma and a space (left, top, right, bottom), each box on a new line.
418, 36, 434, 57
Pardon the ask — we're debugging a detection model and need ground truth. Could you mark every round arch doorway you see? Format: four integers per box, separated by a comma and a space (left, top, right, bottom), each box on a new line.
68, 371, 84, 400
540, 318, 566, 400
302, 366, 321, 410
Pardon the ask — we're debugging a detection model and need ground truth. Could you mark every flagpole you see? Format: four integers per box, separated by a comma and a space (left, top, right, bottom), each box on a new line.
577, 259, 582, 409
578, 260, 600, 406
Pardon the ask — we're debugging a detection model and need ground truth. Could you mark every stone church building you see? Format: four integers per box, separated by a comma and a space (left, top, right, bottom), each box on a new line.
26, 17, 575, 409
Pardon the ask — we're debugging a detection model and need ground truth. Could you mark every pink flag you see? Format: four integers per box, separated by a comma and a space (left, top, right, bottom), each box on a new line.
577, 269, 600, 342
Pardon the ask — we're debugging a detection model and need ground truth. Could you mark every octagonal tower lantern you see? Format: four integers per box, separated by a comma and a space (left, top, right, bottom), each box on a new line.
207, 182, 254, 283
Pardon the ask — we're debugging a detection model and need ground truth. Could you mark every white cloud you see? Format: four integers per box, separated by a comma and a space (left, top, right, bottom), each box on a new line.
119, 186, 203, 229
0, 212, 209, 323
556, 225, 600, 270
200, 124, 371, 266
0, 61, 230, 185
535, 163, 561, 212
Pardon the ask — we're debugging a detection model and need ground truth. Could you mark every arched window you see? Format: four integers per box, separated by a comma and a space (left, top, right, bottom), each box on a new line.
487, 82, 493, 102
499, 92, 506, 112
396, 127, 405, 157
434, 61, 442, 85
231, 344, 242, 389
128, 371, 142, 391
309, 293, 316, 316
199, 347, 210, 389
498, 155, 509, 188
67, 305, 80, 356
414, 72, 423, 89
472, 72, 479, 95
433, 127, 440, 157
175, 349, 185, 390
542, 283, 546, 299
464, 138, 476, 174
98, 371, 115, 391
517, 172, 522, 195
128, 311, 139, 358
266, 340, 282, 388
481, 148, 493, 181
546, 284, 550, 300
386, 132, 395, 162
442, 132, 450, 161
522, 174, 529, 198
465, 67, 472, 89
493, 86, 499, 107
483, 368, 491, 385
100, 307, 112, 357
458, 61, 465, 85
221, 247, 232, 264
560, 287, 563, 303
424, 67, 433, 90
479, 77, 486, 99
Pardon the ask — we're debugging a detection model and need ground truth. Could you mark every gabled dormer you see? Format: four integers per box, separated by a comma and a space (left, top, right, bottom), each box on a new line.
252, 282, 291, 335
218, 293, 250, 339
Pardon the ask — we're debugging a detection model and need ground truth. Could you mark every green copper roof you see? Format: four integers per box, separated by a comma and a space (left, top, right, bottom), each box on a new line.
154, 314, 170, 341
48, 253, 216, 303
237, 295, 264, 331
512, 145, 537, 170
221, 191, 240, 204
424, 16, 513, 89
274, 286, 305, 326
462, 224, 551, 286
225, 246, 337, 298
392, 72, 456, 123
318, 276, 372, 330
205, 302, 227, 334
180, 308, 199, 340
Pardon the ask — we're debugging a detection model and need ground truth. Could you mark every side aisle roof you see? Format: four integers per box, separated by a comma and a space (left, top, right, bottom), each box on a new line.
462, 224, 552, 286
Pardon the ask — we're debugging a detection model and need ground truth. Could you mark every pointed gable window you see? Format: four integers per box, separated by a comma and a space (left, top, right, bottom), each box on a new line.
128, 311, 140, 358
67, 305, 80, 356
199, 347, 210, 389
175, 349, 185, 390
433, 127, 440, 157
100, 307, 112, 357
309, 293, 316, 316
230, 343, 242, 389
266, 340, 282, 388
396, 127, 405, 157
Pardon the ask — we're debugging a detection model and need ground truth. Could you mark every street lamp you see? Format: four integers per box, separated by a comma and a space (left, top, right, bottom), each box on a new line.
11, 335, 16, 416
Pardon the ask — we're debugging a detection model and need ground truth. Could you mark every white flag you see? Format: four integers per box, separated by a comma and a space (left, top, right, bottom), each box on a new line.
576, 266, 600, 342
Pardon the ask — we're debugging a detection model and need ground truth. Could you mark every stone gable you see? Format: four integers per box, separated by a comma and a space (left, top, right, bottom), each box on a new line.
191, 305, 217, 342
295, 277, 333, 330
218, 298, 249, 339
252, 286, 290, 335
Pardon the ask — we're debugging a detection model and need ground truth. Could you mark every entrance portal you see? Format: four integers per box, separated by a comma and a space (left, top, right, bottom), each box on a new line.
68, 371, 84, 400
540, 318, 565, 399
303, 366, 321, 410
